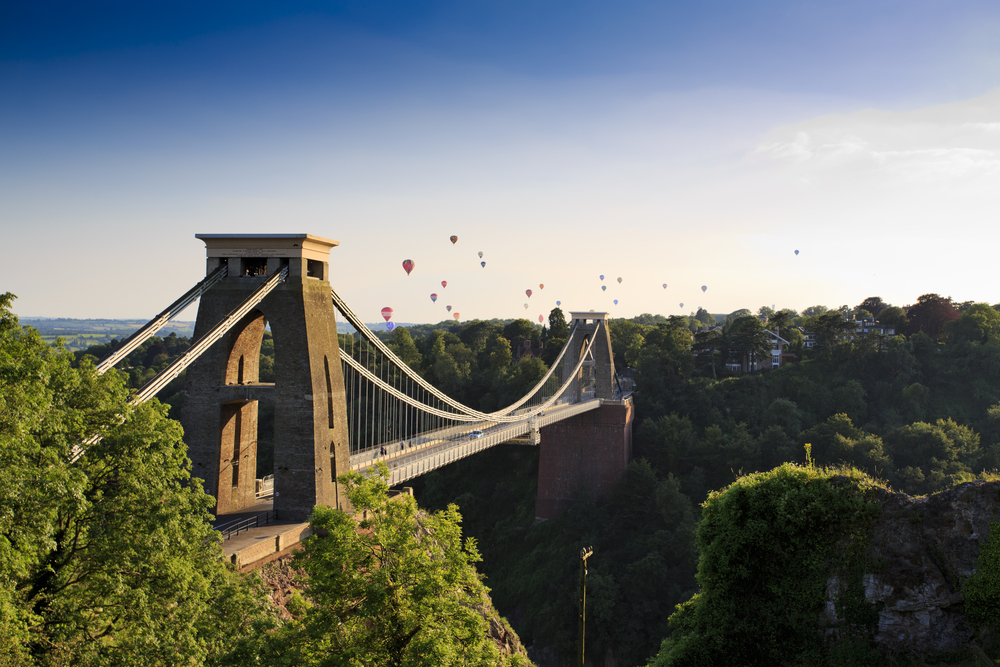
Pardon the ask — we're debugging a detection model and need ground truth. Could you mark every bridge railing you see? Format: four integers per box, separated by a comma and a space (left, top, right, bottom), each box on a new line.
215, 510, 278, 540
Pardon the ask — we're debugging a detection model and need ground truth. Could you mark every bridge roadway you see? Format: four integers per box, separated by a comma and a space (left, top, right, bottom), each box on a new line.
351, 394, 603, 487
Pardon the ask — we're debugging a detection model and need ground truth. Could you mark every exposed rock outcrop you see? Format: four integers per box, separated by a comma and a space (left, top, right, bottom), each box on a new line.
826, 480, 1000, 655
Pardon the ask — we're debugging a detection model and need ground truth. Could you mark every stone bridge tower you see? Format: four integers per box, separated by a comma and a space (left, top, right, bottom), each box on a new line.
560, 311, 617, 401
536, 311, 633, 519
182, 234, 350, 522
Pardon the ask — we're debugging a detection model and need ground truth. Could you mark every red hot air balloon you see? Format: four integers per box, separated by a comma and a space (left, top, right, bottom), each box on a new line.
450, 235, 458, 244
526, 289, 533, 298
381, 307, 393, 321
538, 315, 544, 323
402, 259, 414, 275
430, 293, 438, 302
539, 284, 545, 289
441, 280, 448, 289
453, 312, 460, 320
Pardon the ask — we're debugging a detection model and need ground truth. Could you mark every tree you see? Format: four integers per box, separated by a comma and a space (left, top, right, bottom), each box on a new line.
547, 307, 569, 339
904, 294, 960, 342
724, 315, 771, 372
878, 305, 908, 331
694, 308, 716, 328
262, 464, 524, 667
608, 319, 648, 368
0, 293, 275, 666
501, 319, 538, 353
801, 305, 828, 318
804, 311, 857, 352
856, 296, 888, 318
723, 309, 751, 325
459, 321, 502, 353
389, 327, 423, 367
948, 303, 1000, 346
692, 328, 725, 378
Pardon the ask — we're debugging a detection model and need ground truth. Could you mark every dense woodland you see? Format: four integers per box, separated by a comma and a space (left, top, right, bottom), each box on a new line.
9, 292, 1000, 664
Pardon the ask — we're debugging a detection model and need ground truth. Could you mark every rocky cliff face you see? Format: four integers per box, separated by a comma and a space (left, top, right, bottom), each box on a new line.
825, 481, 1000, 655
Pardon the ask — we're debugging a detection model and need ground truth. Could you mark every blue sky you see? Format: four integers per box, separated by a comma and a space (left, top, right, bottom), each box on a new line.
3, 1, 1000, 324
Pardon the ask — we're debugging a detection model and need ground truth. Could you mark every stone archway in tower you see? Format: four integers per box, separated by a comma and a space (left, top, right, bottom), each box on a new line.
215, 309, 274, 514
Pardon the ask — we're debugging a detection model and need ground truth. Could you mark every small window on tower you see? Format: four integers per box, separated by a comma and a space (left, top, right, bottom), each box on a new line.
307, 260, 324, 279
242, 259, 268, 276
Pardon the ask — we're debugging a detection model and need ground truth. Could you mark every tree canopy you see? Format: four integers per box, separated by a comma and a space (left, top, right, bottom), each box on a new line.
257, 464, 528, 667
0, 293, 276, 666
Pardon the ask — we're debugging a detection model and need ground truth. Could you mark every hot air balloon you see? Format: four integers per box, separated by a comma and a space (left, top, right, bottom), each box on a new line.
617, 277, 622, 284
556, 300, 561, 306
402, 259, 414, 275
381, 307, 393, 322
599, 275, 605, 281
614, 299, 619, 305
680, 303, 684, 308
526, 289, 533, 298
430, 293, 438, 302
538, 315, 544, 323
601, 286, 607, 292
441, 280, 448, 289
450, 235, 458, 244
481, 261, 486, 268
478, 251, 483, 258
539, 284, 545, 290
794, 249, 799, 255
386, 322, 395, 331
446, 305, 452, 312
453, 313, 460, 320
523, 303, 529, 310
701, 285, 707, 293
662, 283, 667, 289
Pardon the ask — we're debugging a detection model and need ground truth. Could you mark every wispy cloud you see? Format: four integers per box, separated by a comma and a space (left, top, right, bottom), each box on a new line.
755, 89, 1000, 185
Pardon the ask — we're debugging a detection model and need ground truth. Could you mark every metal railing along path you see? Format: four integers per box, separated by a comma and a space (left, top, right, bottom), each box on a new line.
215, 510, 278, 540
355, 399, 605, 487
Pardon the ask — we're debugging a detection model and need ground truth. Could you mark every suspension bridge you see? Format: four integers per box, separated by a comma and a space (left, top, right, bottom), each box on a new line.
90, 234, 633, 568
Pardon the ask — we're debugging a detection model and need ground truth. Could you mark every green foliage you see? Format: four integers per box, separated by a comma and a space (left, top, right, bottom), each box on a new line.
259, 464, 525, 667
0, 293, 278, 666
649, 464, 883, 667
963, 521, 1000, 636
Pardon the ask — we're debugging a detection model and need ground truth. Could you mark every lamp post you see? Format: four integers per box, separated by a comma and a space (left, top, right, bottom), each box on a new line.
579, 546, 594, 667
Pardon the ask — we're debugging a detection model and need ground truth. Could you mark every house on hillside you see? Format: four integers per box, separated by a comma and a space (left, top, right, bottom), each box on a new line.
800, 318, 896, 350
515, 339, 544, 361
722, 329, 791, 373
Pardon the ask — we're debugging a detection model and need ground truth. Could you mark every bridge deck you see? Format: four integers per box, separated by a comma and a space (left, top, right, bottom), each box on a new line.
351, 397, 603, 487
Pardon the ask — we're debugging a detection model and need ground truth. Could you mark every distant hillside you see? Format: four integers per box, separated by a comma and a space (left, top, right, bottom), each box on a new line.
22, 318, 196, 352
